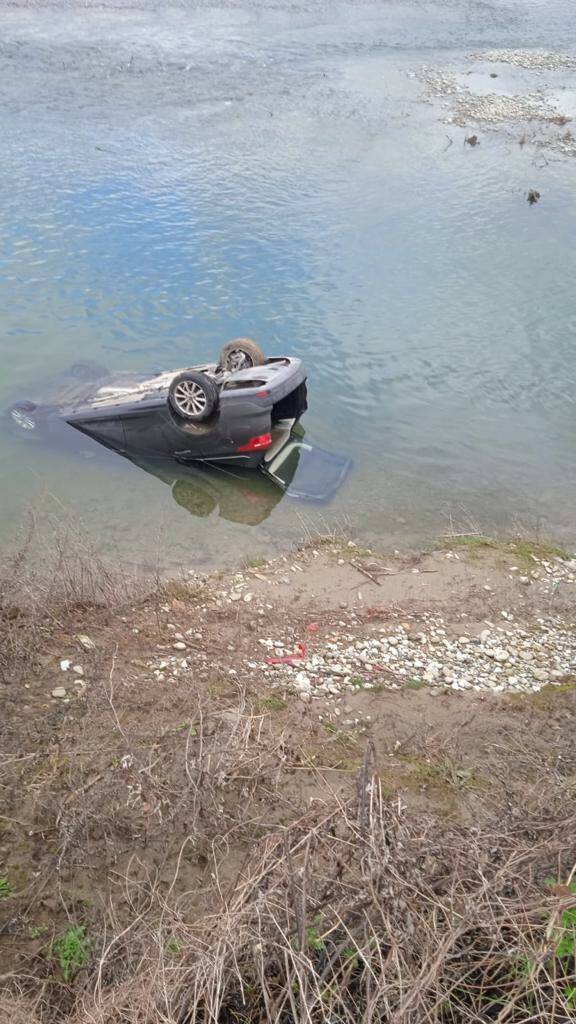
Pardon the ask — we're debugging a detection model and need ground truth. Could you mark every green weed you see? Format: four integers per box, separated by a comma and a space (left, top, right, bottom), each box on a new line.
244, 557, 266, 569
544, 877, 576, 1011
175, 721, 197, 734
555, 902, 576, 959
305, 926, 325, 951
439, 534, 568, 569
52, 925, 92, 982
564, 985, 576, 1010
256, 696, 287, 712
342, 945, 360, 966
388, 756, 485, 794
166, 937, 183, 954
324, 723, 359, 749
406, 677, 426, 690
0, 875, 13, 900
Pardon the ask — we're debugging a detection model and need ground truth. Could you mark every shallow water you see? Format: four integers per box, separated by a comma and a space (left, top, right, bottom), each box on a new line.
1, 0, 576, 569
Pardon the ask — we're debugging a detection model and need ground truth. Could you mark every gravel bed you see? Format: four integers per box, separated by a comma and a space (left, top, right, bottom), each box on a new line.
145, 552, 576, 699
260, 615, 576, 700
470, 50, 576, 71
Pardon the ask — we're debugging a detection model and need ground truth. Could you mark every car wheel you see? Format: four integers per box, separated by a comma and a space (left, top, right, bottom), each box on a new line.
168, 371, 219, 422
218, 337, 266, 372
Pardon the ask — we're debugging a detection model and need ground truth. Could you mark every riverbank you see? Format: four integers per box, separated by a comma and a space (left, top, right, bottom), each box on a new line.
1, 533, 576, 1022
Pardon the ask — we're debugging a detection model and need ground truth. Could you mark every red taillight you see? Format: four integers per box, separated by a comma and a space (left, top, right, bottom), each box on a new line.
237, 432, 272, 452
255, 389, 269, 398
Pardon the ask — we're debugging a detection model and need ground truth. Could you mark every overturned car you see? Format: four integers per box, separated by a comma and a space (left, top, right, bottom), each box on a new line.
7, 338, 351, 502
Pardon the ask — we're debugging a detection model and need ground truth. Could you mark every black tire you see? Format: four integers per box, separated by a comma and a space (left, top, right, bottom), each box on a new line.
218, 337, 266, 372
168, 371, 219, 422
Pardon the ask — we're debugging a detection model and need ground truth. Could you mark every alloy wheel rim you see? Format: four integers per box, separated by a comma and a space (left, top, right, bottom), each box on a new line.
173, 380, 207, 416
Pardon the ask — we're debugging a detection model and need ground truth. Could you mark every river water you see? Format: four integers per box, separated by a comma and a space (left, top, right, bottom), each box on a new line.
1, 0, 576, 569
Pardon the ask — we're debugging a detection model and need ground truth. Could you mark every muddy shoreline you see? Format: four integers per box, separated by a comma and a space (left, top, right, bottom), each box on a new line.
1, 533, 576, 1020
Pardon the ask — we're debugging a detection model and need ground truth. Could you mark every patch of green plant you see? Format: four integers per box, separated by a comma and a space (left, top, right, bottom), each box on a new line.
291, 920, 326, 953
0, 875, 13, 900
544, 878, 576, 1004
52, 924, 92, 982
439, 534, 568, 569
175, 721, 197, 734
244, 556, 266, 569
508, 679, 576, 709
323, 723, 359, 749
509, 538, 568, 563
406, 677, 426, 690
166, 937, 183, 954
305, 925, 325, 951
441, 534, 495, 551
563, 985, 576, 1010
28, 923, 49, 939
509, 954, 534, 979
398, 756, 485, 792
256, 696, 287, 712
418, 760, 482, 791
342, 945, 359, 965
349, 675, 366, 689
327, 537, 372, 559
554, 902, 576, 959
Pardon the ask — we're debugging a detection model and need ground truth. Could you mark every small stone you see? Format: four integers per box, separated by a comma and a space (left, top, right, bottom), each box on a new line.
60, 659, 71, 672
52, 687, 67, 698
72, 665, 84, 676
173, 642, 187, 651
294, 672, 312, 692
230, 593, 242, 602
75, 634, 95, 650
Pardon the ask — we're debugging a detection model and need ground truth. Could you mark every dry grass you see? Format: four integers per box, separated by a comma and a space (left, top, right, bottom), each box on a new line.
2, 745, 575, 1024
0, 510, 146, 684
2, 521, 576, 1023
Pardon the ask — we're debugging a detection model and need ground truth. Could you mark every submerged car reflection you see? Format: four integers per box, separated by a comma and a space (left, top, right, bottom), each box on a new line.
131, 457, 285, 526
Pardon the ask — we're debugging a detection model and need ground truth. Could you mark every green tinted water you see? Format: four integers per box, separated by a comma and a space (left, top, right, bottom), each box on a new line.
1, 1, 576, 568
